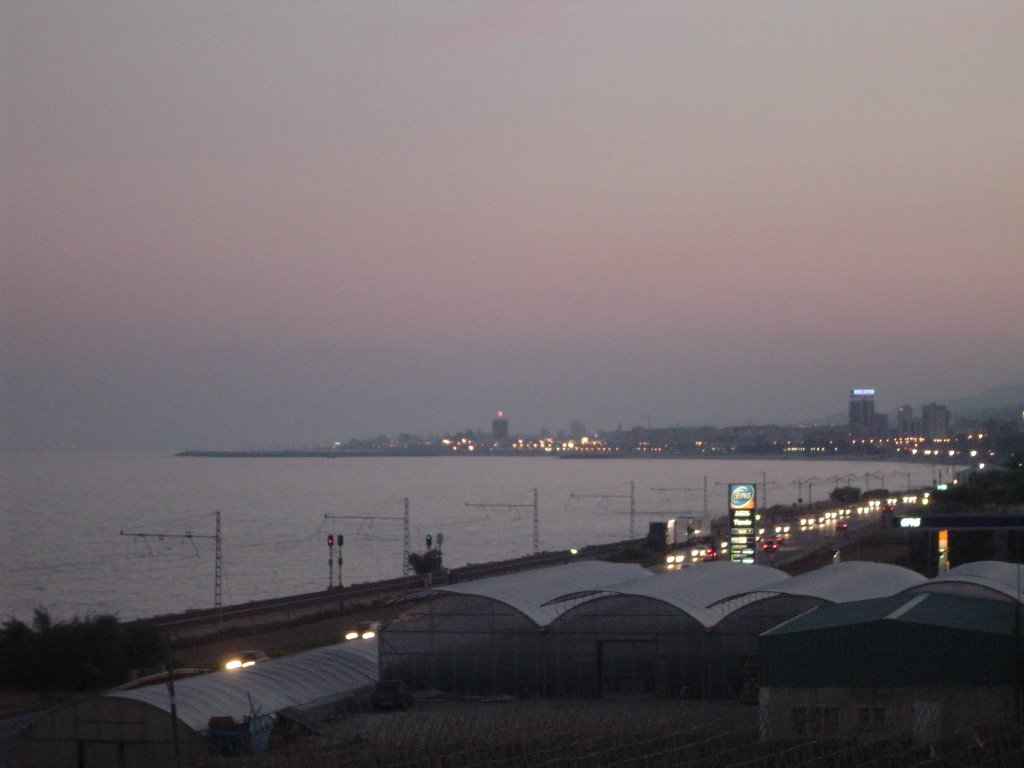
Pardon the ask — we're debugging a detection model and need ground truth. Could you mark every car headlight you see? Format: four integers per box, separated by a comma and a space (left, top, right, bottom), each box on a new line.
345, 631, 359, 641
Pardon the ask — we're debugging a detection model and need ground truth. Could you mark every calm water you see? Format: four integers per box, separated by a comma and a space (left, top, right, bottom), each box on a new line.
0, 451, 954, 622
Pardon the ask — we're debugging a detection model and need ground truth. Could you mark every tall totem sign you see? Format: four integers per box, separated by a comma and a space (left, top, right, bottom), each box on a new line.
728, 483, 758, 564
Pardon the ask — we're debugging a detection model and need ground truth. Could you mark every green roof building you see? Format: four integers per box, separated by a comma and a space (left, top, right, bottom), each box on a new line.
758, 592, 1023, 743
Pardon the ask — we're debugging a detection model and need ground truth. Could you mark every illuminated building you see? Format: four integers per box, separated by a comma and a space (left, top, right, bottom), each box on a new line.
492, 411, 509, 441
848, 389, 876, 436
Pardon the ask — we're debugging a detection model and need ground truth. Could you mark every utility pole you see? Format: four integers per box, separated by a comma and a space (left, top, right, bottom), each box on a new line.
828, 473, 858, 490
338, 532, 344, 587
466, 488, 540, 554
650, 479, 705, 518
326, 534, 335, 588
324, 498, 411, 577
793, 477, 820, 507
166, 654, 181, 768
120, 510, 222, 611
893, 470, 912, 491
569, 481, 636, 539
630, 481, 635, 539
864, 471, 885, 490
214, 511, 221, 614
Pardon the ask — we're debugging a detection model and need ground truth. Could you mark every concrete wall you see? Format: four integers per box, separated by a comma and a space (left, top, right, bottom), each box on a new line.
759, 686, 1017, 744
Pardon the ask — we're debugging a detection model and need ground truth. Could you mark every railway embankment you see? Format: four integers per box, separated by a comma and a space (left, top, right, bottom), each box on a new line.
132, 538, 648, 644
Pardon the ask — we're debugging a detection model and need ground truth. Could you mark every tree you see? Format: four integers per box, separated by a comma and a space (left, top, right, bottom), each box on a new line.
408, 549, 443, 575
829, 486, 861, 503
0, 610, 167, 691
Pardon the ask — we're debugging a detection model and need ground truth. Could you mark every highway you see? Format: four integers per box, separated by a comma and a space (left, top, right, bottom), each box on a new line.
135, 493, 924, 640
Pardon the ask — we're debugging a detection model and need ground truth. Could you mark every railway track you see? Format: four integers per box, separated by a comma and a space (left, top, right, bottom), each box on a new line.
133, 539, 645, 639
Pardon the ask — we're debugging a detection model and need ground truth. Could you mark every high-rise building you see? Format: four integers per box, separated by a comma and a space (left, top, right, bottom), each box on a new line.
897, 405, 913, 437
849, 389, 876, 436
492, 411, 509, 441
921, 403, 950, 439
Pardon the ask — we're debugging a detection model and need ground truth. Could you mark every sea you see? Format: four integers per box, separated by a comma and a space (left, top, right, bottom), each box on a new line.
0, 450, 959, 623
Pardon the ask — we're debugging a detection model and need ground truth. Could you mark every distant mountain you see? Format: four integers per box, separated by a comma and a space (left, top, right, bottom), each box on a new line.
945, 383, 1024, 421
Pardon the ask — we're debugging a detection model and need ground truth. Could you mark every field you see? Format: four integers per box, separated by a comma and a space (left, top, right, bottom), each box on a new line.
208, 697, 1024, 768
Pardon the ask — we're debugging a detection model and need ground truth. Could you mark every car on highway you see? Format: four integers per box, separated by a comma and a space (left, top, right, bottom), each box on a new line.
371, 680, 414, 711
761, 537, 781, 553
345, 620, 381, 641
224, 649, 269, 670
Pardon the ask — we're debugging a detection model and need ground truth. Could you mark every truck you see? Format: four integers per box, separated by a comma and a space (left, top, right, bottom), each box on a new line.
667, 516, 707, 547
661, 516, 718, 567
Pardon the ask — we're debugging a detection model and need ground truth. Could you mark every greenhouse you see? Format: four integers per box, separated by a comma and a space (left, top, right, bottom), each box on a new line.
20, 640, 379, 768
379, 560, 649, 697
904, 560, 1024, 602
543, 562, 784, 699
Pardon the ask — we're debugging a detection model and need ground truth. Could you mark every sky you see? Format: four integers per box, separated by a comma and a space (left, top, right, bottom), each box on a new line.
2, 1, 1023, 449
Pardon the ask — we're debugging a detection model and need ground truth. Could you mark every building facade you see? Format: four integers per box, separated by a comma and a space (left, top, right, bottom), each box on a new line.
492, 411, 509, 441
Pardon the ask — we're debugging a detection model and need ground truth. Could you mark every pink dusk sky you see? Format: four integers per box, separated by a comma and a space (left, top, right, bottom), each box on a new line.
2, 1, 1023, 449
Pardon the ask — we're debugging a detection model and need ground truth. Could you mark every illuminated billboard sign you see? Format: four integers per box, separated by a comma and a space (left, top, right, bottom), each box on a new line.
851, 389, 876, 397
728, 483, 758, 563
728, 484, 756, 511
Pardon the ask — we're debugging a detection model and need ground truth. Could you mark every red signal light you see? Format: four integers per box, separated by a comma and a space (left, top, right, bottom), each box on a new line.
327, 534, 335, 547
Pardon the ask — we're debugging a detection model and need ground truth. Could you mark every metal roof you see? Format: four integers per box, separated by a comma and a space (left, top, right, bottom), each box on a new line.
408, 561, 651, 626
108, 640, 379, 732
907, 560, 1024, 602
763, 591, 1019, 637
759, 592, 1020, 688
552, 562, 786, 628
709, 561, 926, 610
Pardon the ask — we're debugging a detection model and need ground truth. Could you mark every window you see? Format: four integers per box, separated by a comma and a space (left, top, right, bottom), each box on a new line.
791, 706, 840, 737
857, 706, 886, 732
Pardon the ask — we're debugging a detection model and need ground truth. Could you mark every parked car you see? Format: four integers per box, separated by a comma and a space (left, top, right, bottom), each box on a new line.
371, 680, 414, 711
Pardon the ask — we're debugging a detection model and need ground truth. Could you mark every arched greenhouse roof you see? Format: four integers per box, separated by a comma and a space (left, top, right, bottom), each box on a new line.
548, 561, 785, 628
404, 560, 650, 627
709, 561, 926, 612
907, 560, 1024, 602
108, 639, 379, 732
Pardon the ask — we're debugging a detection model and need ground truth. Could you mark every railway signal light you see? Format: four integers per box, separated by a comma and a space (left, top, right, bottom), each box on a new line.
327, 534, 334, 547
425, 534, 432, 549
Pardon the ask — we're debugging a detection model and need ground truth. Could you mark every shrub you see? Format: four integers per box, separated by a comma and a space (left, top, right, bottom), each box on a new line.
0, 610, 167, 691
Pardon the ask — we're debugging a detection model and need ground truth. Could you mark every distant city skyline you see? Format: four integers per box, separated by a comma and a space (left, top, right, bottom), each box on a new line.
314, 382, 1022, 445
3, 2, 1023, 449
